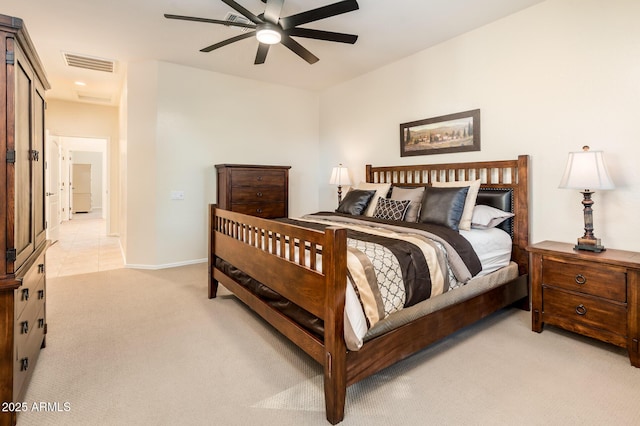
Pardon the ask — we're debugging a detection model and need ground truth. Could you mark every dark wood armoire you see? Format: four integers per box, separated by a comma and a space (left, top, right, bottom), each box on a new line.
0, 14, 50, 426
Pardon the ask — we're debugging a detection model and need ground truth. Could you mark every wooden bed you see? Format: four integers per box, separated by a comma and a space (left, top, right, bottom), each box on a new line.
208, 155, 530, 424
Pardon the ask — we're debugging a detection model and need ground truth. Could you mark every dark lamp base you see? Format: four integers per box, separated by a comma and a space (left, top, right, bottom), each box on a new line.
574, 237, 605, 253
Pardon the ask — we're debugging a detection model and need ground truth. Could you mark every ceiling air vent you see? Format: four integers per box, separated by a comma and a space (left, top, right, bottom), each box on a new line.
76, 92, 112, 104
63, 52, 115, 73
224, 12, 253, 32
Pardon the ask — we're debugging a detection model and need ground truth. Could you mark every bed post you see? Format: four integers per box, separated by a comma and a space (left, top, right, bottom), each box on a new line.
323, 226, 348, 425
208, 204, 219, 299
514, 155, 530, 276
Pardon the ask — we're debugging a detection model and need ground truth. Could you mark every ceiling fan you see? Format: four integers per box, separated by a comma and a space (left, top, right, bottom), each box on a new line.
165, 0, 359, 65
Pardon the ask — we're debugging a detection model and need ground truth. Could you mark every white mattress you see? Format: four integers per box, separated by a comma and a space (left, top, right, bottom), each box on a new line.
459, 227, 513, 276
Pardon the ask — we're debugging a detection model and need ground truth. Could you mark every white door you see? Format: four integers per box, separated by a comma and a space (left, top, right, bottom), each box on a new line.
45, 135, 61, 242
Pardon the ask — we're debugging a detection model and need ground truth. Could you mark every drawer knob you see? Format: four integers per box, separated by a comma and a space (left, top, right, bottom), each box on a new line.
38, 318, 45, 328
21, 288, 29, 301
256, 192, 263, 197
38, 263, 45, 274
21, 321, 29, 334
38, 289, 45, 299
20, 357, 29, 371
256, 208, 263, 213
257, 176, 263, 181
574, 274, 587, 285
575, 304, 588, 316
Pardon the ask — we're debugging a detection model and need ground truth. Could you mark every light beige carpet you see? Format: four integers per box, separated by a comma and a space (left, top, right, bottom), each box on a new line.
18, 263, 640, 425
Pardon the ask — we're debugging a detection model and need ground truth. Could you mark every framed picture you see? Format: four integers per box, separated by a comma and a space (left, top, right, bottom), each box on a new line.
400, 109, 480, 157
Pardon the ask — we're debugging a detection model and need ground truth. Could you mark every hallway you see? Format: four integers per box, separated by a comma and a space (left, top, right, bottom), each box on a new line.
45, 210, 124, 277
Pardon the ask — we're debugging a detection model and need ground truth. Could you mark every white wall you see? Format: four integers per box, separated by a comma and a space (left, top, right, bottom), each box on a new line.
126, 61, 319, 267
319, 0, 640, 252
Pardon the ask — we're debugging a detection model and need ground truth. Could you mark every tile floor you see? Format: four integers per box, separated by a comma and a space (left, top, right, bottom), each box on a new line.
45, 209, 124, 278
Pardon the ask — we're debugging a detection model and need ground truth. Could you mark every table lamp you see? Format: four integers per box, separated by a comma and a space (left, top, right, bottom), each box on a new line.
558, 146, 614, 252
329, 164, 351, 205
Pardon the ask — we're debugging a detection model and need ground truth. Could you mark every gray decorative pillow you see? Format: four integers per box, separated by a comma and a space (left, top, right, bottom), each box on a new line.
373, 198, 411, 221
336, 189, 376, 215
390, 186, 425, 222
419, 186, 470, 230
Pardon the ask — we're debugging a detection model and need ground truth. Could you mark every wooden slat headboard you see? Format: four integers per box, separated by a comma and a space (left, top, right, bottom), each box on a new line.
366, 155, 530, 275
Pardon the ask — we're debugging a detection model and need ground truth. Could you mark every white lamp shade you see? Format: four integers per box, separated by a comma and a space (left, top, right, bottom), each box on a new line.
559, 148, 615, 190
329, 165, 351, 186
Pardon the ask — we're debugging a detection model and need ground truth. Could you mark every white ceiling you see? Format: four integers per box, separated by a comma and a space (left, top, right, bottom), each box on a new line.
3, 0, 544, 106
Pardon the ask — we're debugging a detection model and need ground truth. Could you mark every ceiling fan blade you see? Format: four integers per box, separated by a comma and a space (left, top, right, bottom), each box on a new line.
164, 14, 256, 29
220, 0, 264, 25
280, 0, 359, 30
280, 35, 319, 64
254, 43, 270, 64
263, 0, 284, 25
286, 27, 357, 44
200, 32, 256, 53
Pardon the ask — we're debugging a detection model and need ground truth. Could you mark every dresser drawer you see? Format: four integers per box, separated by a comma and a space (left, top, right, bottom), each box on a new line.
14, 257, 46, 318
231, 187, 284, 204
231, 202, 286, 218
542, 258, 626, 302
13, 303, 46, 399
14, 284, 44, 353
543, 286, 627, 340
230, 169, 286, 187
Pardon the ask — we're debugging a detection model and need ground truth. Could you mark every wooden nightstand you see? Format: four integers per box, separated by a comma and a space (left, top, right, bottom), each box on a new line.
528, 241, 640, 367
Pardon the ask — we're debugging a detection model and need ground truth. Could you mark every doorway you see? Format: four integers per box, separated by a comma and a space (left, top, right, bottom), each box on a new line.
46, 136, 109, 226
45, 134, 122, 276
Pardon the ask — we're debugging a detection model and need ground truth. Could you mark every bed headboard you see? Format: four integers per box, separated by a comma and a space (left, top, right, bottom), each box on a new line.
365, 155, 530, 275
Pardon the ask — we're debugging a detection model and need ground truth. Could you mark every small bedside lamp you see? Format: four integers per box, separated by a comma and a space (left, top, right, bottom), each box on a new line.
559, 146, 615, 252
329, 164, 351, 205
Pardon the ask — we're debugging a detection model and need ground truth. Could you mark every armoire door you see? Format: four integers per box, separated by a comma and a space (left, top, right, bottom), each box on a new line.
13, 46, 35, 270
33, 81, 47, 247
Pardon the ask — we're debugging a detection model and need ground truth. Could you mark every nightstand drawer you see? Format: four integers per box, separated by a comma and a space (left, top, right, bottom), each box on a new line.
230, 169, 286, 187
543, 287, 627, 339
543, 258, 626, 302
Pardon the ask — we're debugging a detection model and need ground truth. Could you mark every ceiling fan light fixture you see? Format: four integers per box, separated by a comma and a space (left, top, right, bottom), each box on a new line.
256, 23, 281, 45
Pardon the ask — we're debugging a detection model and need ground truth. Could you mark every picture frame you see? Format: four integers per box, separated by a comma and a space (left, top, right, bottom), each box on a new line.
400, 109, 480, 157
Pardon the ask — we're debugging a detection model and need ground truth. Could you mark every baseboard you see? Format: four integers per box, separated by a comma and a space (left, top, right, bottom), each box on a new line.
124, 258, 207, 270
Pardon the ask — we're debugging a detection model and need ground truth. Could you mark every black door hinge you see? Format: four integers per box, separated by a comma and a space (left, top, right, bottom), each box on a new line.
6, 248, 16, 262
6, 150, 16, 163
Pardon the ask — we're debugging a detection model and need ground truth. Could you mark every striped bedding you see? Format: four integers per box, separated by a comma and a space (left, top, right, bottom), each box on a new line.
215, 212, 482, 350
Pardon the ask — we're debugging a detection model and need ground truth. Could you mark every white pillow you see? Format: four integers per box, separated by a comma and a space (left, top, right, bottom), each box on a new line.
355, 182, 392, 216
432, 179, 481, 231
471, 204, 515, 229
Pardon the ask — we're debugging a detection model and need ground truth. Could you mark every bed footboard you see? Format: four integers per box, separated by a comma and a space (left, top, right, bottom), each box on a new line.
208, 205, 349, 424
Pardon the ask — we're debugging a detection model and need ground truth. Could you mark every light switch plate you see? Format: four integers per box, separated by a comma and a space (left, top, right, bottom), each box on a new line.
170, 190, 185, 200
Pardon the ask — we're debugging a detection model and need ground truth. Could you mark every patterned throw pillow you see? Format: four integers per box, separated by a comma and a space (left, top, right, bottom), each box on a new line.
373, 198, 411, 221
